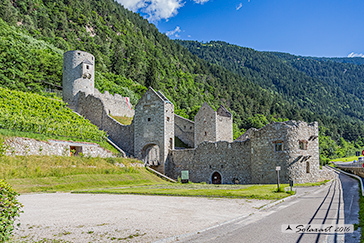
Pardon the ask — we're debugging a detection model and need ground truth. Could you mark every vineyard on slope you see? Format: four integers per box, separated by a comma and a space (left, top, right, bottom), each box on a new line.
0, 87, 106, 141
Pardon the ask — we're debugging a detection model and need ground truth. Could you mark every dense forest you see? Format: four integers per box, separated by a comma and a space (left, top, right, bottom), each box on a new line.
0, 0, 298, 133
176, 41, 364, 156
1, 0, 364, 162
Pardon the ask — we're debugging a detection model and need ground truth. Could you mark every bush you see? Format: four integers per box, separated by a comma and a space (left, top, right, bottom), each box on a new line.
0, 135, 7, 156
0, 180, 23, 242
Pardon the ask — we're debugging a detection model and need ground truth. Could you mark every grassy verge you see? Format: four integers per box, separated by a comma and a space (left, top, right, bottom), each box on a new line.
0, 155, 166, 193
110, 116, 133, 125
330, 156, 360, 163
1, 155, 328, 200
0, 128, 120, 155
294, 180, 330, 187
74, 183, 297, 200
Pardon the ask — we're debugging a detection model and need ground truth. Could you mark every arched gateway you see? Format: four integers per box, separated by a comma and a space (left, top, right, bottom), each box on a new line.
211, 171, 222, 184
142, 144, 160, 166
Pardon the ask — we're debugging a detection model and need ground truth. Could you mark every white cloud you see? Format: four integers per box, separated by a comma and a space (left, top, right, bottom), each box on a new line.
117, 0, 147, 12
348, 52, 364, 58
166, 26, 181, 37
236, 3, 243, 10
116, 0, 184, 21
193, 0, 210, 4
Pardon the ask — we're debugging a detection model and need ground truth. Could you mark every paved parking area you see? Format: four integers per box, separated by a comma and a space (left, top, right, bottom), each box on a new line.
13, 193, 272, 242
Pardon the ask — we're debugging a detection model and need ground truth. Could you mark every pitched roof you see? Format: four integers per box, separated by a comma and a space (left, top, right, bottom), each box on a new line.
82, 59, 93, 65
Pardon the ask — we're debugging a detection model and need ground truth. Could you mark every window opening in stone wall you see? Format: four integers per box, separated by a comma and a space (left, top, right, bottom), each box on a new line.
205, 131, 207, 136
167, 117, 170, 122
70, 146, 82, 156
274, 141, 283, 151
184, 125, 186, 129
86, 65, 89, 70
299, 140, 308, 150
77, 52, 80, 55
190, 126, 192, 130
306, 161, 310, 173
169, 138, 173, 149
148, 118, 151, 122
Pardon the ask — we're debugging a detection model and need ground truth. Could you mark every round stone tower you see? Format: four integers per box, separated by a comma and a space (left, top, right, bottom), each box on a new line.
63, 50, 95, 106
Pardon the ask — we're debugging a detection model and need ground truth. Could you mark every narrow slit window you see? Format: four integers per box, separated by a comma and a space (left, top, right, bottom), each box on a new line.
274, 141, 283, 151
299, 140, 308, 150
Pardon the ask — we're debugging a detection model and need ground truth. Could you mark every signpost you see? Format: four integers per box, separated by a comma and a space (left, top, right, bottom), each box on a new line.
276, 166, 281, 191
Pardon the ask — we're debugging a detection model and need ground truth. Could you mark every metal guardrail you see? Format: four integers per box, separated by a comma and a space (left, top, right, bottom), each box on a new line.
329, 165, 364, 197
335, 161, 364, 168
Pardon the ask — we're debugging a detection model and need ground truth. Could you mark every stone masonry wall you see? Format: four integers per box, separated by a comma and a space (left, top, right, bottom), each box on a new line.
134, 88, 167, 173
166, 140, 251, 184
168, 121, 334, 184
194, 103, 217, 146
5, 137, 114, 157
75, 92, 134, 155
238, 121, 333, 184
216, 106, 233, 143
174, 114, 194, 148
63, 51, 95, 107
93, 89, 134, 118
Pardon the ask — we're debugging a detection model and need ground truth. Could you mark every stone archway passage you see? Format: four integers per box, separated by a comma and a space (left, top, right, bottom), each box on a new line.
142, 144, 160, 166
212, 172, 222, 184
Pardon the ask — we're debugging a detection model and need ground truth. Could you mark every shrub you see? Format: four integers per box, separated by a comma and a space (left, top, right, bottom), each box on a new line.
0, 180, 23, 242
0, 135, 7, 156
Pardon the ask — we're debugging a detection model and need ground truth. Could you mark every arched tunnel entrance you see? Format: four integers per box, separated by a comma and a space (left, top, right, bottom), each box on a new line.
211, 171, 222, 184
142, 144, 160, 166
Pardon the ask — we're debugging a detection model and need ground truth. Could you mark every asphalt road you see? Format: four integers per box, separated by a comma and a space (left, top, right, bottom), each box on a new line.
175, 171, 360, 243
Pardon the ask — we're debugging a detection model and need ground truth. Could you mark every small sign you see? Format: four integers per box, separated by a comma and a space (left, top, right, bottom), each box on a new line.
362, 150, 364, 156
356, 151, 360, 157
181, 170, 189, 180
276, 166, 281, 171
362, 163, 364, 168
181, 170, 189, 183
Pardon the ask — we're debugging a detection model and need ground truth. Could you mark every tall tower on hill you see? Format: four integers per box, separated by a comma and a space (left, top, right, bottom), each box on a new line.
62, 50, 95, 107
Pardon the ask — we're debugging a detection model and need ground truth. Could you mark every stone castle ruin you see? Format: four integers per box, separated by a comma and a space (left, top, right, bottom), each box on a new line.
63, 50, 333, 184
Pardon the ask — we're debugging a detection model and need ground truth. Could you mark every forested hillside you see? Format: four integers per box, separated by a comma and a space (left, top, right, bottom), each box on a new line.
176, 41, 364, 142
0, 0, 301, 134
1, 0, 364, 161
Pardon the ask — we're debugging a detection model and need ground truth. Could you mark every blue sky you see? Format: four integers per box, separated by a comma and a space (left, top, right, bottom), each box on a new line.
116, 0, 364, 57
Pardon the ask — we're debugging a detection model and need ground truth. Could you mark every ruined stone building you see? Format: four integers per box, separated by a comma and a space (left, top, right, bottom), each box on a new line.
63, 50, 333, 184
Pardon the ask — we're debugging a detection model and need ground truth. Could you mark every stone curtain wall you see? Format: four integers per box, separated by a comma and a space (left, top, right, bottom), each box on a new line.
5, 137, 115, 157
75, 92, 134, 155
174, 115, 195, 148
167, 121, 334, 184
94, 89, 134, 118
167, 140, 251, 184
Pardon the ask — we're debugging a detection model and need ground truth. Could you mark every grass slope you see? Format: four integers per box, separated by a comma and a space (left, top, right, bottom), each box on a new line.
1, 156, 166, 193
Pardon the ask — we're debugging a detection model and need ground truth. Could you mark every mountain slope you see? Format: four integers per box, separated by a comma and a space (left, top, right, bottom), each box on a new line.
0, 0, 301, 130
176, 40, 364, 141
